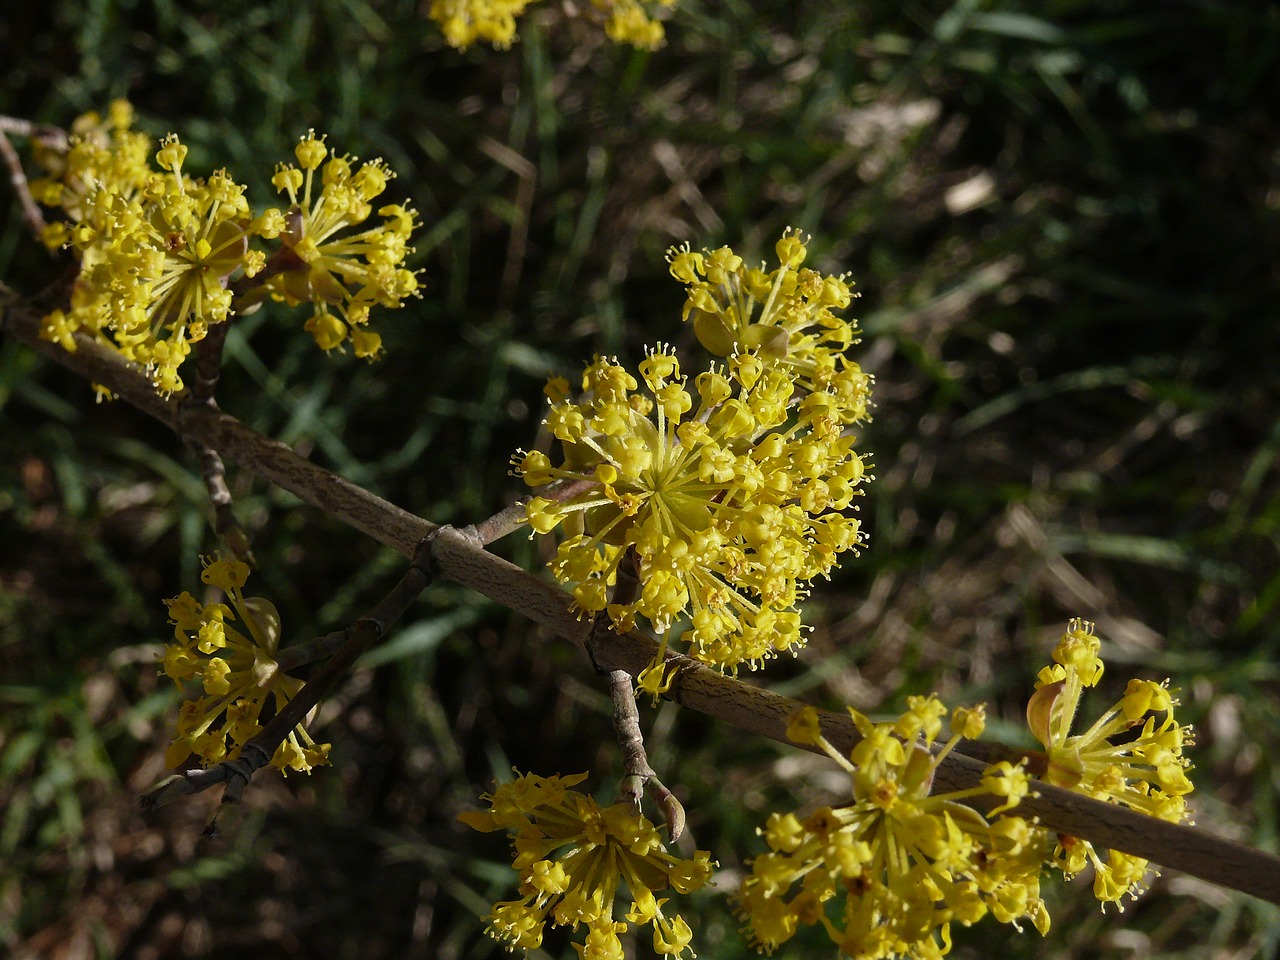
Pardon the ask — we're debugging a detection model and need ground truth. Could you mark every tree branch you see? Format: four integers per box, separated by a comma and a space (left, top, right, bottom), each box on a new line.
2, 299, 434, 555
6, 298, 1279, 905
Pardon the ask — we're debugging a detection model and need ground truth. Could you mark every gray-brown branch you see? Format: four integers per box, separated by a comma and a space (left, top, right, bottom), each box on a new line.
5, 299, 1278, 906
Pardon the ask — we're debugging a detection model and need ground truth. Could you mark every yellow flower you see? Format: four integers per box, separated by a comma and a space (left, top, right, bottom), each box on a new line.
737, 702, 1050, 957
158, 555, 330, 776
1026, 618, 1195, 907
262, 131, 420, 357
636, 660, 677, 704
515, 344, 871, 673
459, 771, 713, 958
667, 229, 872, 425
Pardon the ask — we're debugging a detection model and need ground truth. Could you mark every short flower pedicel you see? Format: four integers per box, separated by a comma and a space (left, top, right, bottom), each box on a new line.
459, 771, 713, 958
159, 555, 331, 776
738, 701, 1050, 958
1026, 618, 1195, 907
514, 344, 871, 673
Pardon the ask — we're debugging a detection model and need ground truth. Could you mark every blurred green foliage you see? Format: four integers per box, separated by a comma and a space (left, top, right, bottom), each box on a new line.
2, 1, 1278, 957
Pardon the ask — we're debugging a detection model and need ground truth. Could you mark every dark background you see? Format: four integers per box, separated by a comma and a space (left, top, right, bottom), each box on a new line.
2, 2, 1278, 957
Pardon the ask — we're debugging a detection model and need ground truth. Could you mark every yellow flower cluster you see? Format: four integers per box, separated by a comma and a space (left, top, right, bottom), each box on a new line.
515, 342, 870, 673
29, 100, 151, 246
427, 0, 534, 49
1026, 618, 1195, 906
738, 701, 1049, 958
667, 229, 873, 425
459, 771, 714, 958
427, 0, 676, 50
593, 0, 677, 48
734, 625, 1197, 952
159, 555, 330, 777
39, 132, 258, 394
33, 106, 419, 393
261, 131, 420, 357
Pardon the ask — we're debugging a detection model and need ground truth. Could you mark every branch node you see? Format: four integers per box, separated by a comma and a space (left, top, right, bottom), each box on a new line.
356, 615, 387, 643
412, 527, 443, 583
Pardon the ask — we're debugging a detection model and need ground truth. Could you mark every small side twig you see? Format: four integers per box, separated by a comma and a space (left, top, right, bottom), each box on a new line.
181, 322, 255, 565
469, 499, 533, 546
0, 115, 64, 243
610, 668, 686, 841
183, 420, 256, 565
190, 321, 232, 406
600, 551, 685, 839
274, 628, 354, 673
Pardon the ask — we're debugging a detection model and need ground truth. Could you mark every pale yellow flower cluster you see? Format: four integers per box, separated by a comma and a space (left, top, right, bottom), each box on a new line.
514, 231, 873, 676
427, 0, 534, 49
594, 0, 677, 47
459, 771, 714, 958
33, 107, 419, 393
668, 228, 873, 424
261, 131, 420, 358
738, 701, 1050, 958
39, 132, 258, 394
732, 623, 1196, 954
30, 100, 151, 242
159, 556, 330, 776
1027, 618, 1195, 905
427, 0, 677, 50
515, 342, 870, 674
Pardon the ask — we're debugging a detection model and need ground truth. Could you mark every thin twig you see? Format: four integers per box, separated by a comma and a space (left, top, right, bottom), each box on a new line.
609, 667, 687, 841
189, 321, 232, 405
469, 498, 532, 545
600, 551, 686, 837
0, 115, 64, 242
182, 419, 256, 565
7, 301, 1280, 905
274, 628, 354, 673
457, 478, 594, 550
0, 116, 68, 147
0, 129, 46, 240
181, 312, 256, 564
